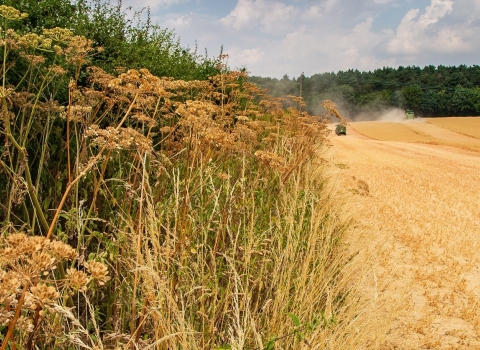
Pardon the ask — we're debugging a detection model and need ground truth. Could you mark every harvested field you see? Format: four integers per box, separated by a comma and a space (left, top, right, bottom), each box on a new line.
327, 117, 480, 349
352, 119, 480, 152
427, 117, 480, 140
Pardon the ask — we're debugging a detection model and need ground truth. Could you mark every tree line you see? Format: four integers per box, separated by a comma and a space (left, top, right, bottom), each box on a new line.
250, 65, 480, 118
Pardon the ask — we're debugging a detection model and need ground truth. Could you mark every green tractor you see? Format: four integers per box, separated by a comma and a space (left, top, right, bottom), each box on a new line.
335, 123, 347, 135
405, 110, 415, 120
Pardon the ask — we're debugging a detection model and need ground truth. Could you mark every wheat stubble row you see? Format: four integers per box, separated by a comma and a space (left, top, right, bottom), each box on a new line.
327, 120, 480, 349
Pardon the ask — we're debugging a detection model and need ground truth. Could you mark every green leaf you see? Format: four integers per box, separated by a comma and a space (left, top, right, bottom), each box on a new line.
264, 339, 275, 350
288, 313, 300, 327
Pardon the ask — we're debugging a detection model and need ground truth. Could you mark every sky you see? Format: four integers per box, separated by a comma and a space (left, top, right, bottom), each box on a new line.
114, 0, 480, 79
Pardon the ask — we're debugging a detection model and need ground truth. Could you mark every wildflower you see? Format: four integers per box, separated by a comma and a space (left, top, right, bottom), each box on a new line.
66, 268, 88, 291
49, 240, 77, 260
132, 113, 157, 128
29, 236, 50, 250
254, 150, 286, 171
217, 173, 230, 181
0, 271, 20, 304
16, 316, 34, 332
236, 115, 249, 123
31, 251, 56, 275
0, 311, 14, 327
84, 261, 110, 286
20, 53, 46, 65
0, 86, 14, 99
30, 283, 60, 305
6, 232, 28, 246
17, 33, 45, 49
43, 27, 73, 43
0, 5, 28, 20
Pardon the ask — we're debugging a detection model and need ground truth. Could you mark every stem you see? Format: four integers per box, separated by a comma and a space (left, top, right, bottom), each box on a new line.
2, 97, 50, 232
21, 55, 58, 149
2, 18, 7, 90
130, 152, 147, 339
32, 113, 53, 234
46, 94, 138, 239
0, 283, 29, 350
67, 81, 73, 184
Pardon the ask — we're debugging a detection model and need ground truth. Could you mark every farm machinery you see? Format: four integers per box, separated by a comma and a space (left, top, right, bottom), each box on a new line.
335, 123, 347, 135
405, 110, 415, 119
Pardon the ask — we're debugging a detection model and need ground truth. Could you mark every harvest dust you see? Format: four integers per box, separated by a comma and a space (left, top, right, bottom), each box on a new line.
326, 118, 480, 349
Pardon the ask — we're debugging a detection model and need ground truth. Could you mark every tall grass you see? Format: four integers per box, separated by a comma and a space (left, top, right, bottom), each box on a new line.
0, 6, 378, 349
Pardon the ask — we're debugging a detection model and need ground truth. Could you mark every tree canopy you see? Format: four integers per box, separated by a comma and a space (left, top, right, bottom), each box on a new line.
250, 65, 480, 118
0, 0, 221, 81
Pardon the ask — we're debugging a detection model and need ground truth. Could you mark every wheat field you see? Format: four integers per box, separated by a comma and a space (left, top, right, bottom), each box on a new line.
327, 118, 480, 349
427, 117, 480, 140
352, 119, 480, 152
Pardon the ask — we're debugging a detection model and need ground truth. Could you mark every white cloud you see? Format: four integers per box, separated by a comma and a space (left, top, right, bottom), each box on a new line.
221, 0, 297, 34
388, 0, 456, 54
114, 0, 190, 10
164, 15, 191, 29
143, 0, 480, 78
301, 5, 323, 20
225, 47, 267, 67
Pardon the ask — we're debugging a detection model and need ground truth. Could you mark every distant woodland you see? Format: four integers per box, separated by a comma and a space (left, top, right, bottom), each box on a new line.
250, 65, 480, 118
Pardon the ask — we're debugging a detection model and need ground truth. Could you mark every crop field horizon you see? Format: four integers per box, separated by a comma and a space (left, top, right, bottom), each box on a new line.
350, 118, 480, 152
328, 117, 480, 349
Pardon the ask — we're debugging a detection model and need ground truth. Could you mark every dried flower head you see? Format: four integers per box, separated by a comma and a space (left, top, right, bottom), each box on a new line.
16, 316, 34, 333
6, 232, 28, 246
0, 86, 14, 99
0, 271, 21, 304
254, 150, 286, 171
49, 240, 77, 260
0, 311, 14, 326
31, 251, 56, 275
84, 261, 110, 286
30, 283, 60, 305
86, 125, 153, 154
66, 268, 88, 291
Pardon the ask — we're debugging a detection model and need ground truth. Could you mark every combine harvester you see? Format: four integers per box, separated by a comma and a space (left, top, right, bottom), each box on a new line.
335, 123, 347, 135
405, 110, 415, 120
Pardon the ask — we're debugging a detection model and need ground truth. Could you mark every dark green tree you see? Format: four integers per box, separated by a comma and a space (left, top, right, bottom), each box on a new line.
402, 86, 423, 111
421, 90, 438, 116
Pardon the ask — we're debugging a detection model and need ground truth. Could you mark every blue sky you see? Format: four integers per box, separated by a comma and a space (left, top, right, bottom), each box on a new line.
116, 0, 480, 78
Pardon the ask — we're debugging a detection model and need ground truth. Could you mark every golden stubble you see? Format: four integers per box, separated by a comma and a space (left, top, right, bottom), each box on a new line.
328, 119, 480, 349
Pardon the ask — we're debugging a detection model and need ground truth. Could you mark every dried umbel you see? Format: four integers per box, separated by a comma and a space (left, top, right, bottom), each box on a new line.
30, 283, 60, 306
0, 271, 21, 304
254, 150, 286, 171
85, 125, 153, 154
84, 260, 110, 286
322, 100, 344, 123
0, 231, 110, 347
0, 5, 28, 20
60, 105, 93, 123
66, 268, 88, 291
49, 240, 77, 260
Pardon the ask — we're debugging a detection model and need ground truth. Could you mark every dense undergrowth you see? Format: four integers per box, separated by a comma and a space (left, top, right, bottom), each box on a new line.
0, 6, 373, 349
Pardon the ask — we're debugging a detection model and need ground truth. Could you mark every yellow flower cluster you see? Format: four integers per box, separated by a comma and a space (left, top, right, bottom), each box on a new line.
0, 5, 28, 20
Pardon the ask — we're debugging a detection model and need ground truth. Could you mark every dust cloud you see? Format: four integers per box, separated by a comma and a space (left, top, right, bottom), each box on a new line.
353, 108, 405, 122
348, 108, 428, 123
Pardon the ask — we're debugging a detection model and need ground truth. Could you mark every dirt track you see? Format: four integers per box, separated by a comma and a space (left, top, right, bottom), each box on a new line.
327, 120, 480, 349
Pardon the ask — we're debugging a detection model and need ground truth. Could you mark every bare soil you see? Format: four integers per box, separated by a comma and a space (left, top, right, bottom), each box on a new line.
326, 119, 480, 349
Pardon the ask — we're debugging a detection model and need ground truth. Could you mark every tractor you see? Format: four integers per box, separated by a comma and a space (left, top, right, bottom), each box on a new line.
335, 123, 347, 135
